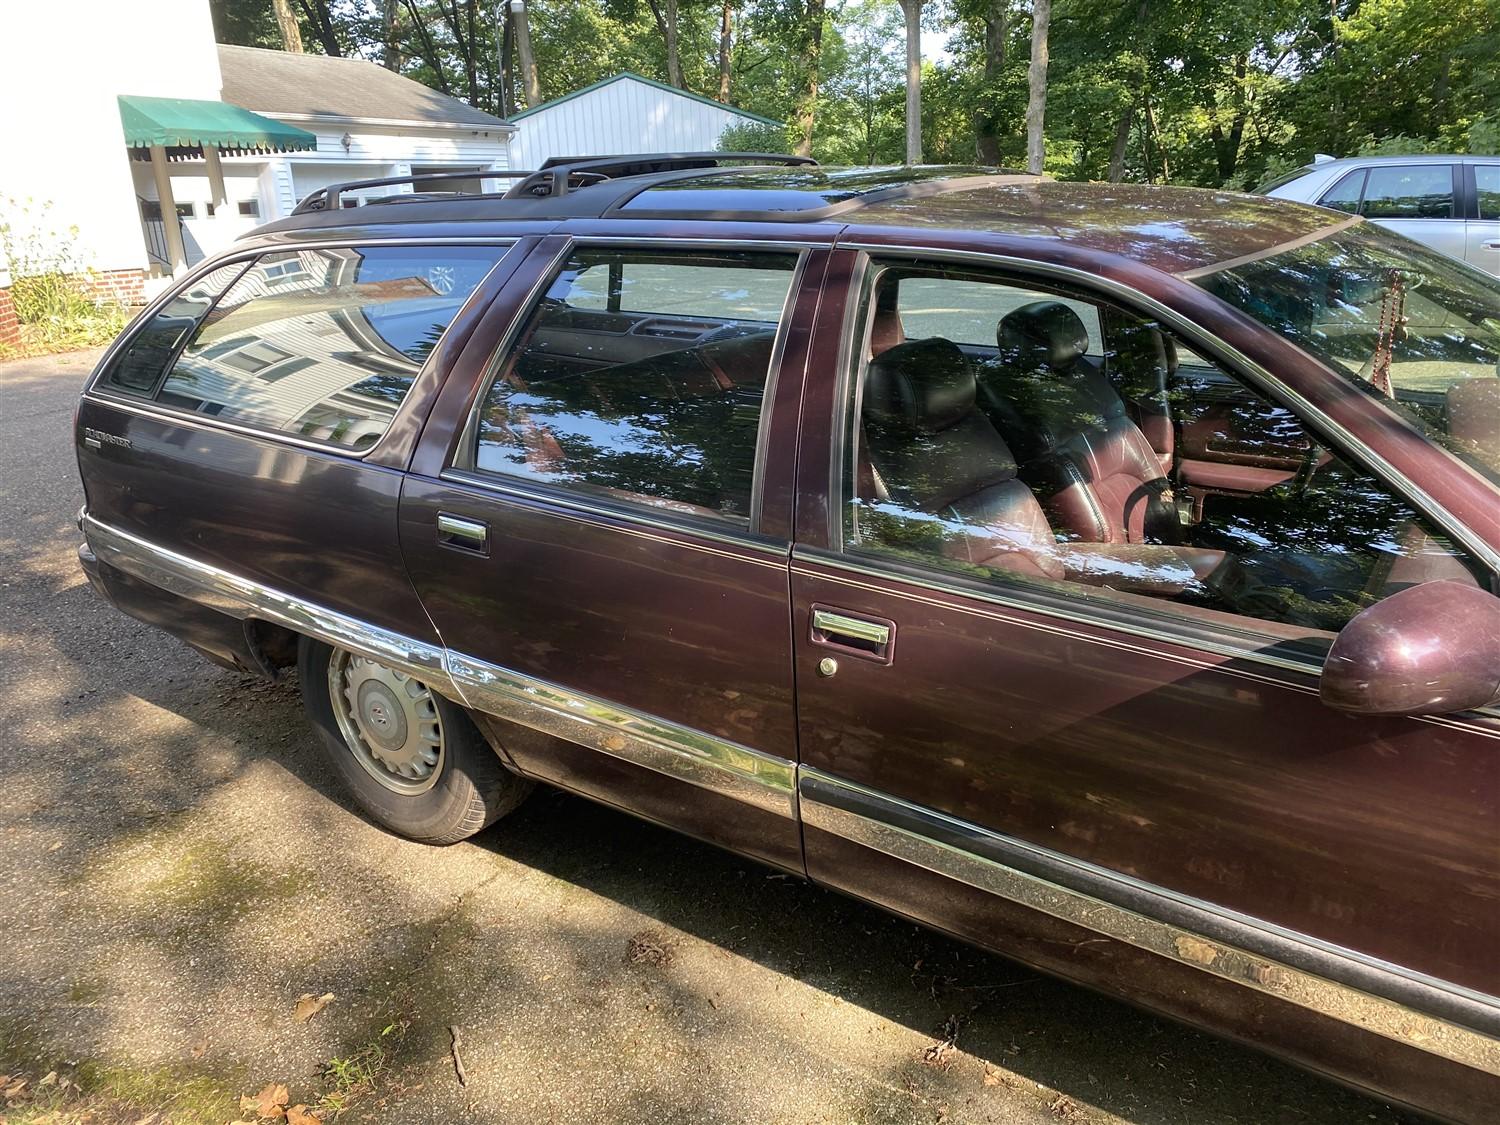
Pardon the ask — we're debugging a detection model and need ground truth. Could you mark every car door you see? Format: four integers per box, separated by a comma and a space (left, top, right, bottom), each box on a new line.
1468, 163, 1500, 276
1358, 163, 1468, 262
399, 233, 829, 871
788, 247, 1500, 1096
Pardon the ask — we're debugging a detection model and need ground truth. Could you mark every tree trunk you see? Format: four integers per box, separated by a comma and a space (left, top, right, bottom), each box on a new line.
295, 0, 342, 55
499, 5, 515, 118
647, 0, 685, 88
1107, 102, 1133, 181
512, 0, 541, 109
402, 0, 452, 93
791, 0, 825, 157
973, 0, 1007, 165
272, 0, 304, 52
1025, 0, 1050, 175
718, 0, 733, 103
381, 0, 403, 70
900, 0, 922, 164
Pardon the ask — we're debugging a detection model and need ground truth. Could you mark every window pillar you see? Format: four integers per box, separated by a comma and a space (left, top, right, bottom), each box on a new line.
205, 145, 229, 219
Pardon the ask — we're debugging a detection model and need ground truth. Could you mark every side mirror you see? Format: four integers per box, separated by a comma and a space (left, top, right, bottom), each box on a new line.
1321, 580, 1500, 716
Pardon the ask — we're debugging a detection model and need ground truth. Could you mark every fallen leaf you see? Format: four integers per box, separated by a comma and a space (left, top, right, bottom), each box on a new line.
293, 993, 335, 1023
4, 1077, 28, 1098
241, 1082, 290, 1119
39, 1072, 58, 1087
189, 1034, 209, 1059
286, 1104, 321, 1124
131, 1114, 160, 1125
982, 1066, 1002, 1087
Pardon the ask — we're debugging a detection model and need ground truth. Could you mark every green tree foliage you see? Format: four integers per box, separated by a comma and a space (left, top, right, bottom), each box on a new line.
210, 0, 1500, 184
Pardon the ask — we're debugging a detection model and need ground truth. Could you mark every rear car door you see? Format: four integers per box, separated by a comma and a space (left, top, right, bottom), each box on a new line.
788, 247, 1500, 1114
399, 234, 829, 870
1358, 163, 1467, 261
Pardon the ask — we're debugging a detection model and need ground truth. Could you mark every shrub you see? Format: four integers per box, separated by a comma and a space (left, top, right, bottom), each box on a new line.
717, 121, 793, 155
1, 197, 129, 359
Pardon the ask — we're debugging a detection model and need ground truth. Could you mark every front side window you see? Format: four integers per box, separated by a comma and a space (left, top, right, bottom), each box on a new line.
1191, 222, 1500, 490
120, 244, 505, 449
843, 263, 1484, 646
472, 247, 798, 525
1359, 164, 1455, 219
1317, 169, 1365, 214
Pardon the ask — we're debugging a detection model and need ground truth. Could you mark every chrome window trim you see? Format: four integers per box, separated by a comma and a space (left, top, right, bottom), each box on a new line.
448, 236, 810, 539
800, 767, 1500, 1073
449, 653, 797, 819
81, 515, 452, 690
82, 237, 521, 462
835, 242, 1500, 578
439, 468, 788, 564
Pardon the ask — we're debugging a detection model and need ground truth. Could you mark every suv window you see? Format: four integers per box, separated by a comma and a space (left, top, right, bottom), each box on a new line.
893, 276, 1100, 352
472, 247, 798, 525
1360, 165, 1455, 219
1477, 166, 1500, 220
102, 263, 250, 394
1317, 169, 1365, 214
112, 245, 505, 449
844, 264, 1483, 644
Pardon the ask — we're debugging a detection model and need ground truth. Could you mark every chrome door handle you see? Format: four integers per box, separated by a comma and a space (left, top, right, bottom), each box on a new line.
437, 512, 488, 554
810, 606, 896, 663
1483, 239, 1500, 250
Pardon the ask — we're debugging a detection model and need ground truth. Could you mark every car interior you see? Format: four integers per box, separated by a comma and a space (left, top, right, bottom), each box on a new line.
474, 255, 790, 523
850, 271, 1485, 633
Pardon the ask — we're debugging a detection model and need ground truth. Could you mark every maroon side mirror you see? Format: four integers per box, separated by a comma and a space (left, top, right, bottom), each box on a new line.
1321, 580, 1500, 716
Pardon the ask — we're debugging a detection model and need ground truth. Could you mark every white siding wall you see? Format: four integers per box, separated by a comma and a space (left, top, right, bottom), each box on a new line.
511, 77, 767, 168
0, 0, 222, 273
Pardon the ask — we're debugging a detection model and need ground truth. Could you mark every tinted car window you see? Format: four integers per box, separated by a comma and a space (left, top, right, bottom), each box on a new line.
150, 245, 504, 450
1477, 166, 1500, 220
895, 276, 1101, 351
102, 263, 249, 393
1316, 169, 1365, 214
1360, 165, 1454, 219
473, 248, 797, 525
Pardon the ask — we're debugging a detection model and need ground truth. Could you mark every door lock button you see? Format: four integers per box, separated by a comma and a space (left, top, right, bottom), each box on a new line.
817, 657, 839, 677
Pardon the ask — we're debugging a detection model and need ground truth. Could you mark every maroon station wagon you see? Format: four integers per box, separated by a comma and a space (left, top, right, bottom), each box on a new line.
73, 156, 1500, 1120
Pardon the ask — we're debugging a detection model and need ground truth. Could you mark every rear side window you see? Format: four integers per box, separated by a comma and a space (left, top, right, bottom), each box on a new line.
108, 245, 505, 450
1317, 169, 1365, 214
1359, 165, 1454, 219
471, 247, 798, 525
1477, 166, 1500, 220
895, 276, 1101, 352
102, 263, 249, 393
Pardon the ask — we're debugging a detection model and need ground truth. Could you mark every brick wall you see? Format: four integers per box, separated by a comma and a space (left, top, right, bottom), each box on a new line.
87, 268, 147, 306
0, 285, 19, 349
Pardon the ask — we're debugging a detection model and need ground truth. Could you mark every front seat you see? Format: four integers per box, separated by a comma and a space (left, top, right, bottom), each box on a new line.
981, 301, 1179, 545
860, 338, 1065, 580
859, 337, 1231, 597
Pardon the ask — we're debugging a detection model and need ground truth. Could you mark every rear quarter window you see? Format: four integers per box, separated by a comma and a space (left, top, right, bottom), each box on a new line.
102, 244, 506, 450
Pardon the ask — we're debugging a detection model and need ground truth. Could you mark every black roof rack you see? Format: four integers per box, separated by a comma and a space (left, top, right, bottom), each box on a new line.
291, 152, 817, 215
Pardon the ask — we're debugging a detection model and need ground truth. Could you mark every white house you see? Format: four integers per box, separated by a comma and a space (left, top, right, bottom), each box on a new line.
509, 72, 784, 169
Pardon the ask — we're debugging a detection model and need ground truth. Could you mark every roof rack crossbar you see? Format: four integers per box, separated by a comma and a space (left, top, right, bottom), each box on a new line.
293, 168, 540, 214
292, 152, 820, 214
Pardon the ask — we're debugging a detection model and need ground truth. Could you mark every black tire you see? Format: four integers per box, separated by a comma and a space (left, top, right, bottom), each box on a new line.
297, 635, 531, 844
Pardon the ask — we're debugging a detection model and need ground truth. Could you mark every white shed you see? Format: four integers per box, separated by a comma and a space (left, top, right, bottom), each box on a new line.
509, 72, 784, 169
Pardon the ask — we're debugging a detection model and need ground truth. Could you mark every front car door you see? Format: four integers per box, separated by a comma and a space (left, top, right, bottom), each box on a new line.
789, 245, 1500, 1117
400, 233, 829, 871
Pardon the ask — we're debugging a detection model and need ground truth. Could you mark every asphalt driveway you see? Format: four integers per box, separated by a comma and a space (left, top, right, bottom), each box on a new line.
0, 350, 1422, 1124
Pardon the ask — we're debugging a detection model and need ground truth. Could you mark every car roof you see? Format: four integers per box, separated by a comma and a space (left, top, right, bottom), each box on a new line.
251, 162, 1361, 278
1306, 153, 1483, 168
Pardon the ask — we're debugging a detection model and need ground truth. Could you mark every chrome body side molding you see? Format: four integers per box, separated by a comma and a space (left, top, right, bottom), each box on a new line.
79, 514, 1499, 1074
799, 767, 1500, 1075
448, 655, 798, 819
81, 515, 797, 820
82, 516, 453, 691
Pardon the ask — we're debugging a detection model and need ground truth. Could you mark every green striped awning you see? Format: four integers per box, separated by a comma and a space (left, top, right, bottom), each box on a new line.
119, 94, 317, 159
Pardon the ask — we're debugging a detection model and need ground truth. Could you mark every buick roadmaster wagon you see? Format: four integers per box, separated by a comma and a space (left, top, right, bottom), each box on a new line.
73, 156, 1500, 1121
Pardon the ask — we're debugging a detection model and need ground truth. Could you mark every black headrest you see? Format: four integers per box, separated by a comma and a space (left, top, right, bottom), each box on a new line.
1109, 320, 1178, 402
999, 302, 1092, 372
865, 337, 975, 434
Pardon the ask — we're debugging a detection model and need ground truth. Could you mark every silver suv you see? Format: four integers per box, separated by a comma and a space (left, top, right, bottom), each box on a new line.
1262, 154, 1500, 275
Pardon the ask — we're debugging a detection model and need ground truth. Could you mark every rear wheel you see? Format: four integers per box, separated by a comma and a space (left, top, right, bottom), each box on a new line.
298, 636, 530, 844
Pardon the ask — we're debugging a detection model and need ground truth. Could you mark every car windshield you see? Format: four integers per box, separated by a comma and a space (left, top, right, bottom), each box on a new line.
1191, 223, 1500, 491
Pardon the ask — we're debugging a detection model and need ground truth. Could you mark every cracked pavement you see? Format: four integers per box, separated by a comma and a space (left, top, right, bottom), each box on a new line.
0, 350, 1422, 1123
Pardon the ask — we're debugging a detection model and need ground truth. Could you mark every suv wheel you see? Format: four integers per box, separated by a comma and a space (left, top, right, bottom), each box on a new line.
298, 636, 530, 844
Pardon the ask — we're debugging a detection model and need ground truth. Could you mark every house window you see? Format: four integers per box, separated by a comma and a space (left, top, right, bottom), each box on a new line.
237, 200, 260, 218
175, 203, 197, 221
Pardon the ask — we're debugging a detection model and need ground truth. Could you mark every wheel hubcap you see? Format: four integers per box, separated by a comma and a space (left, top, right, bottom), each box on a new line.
328, 651, 444, 794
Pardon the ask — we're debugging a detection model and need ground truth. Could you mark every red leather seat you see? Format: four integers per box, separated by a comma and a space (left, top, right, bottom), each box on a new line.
981, 302, 1180, 546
